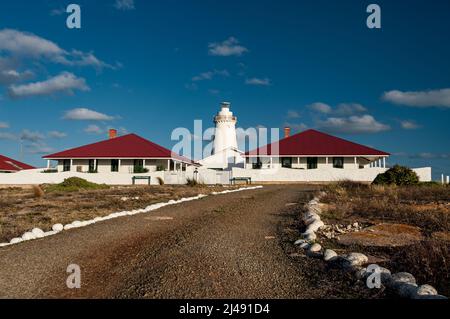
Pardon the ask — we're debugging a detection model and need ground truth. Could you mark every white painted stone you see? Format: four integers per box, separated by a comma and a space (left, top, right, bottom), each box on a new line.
306, 220, 325, 233
10, 238, 23, 244
323, 249, 338, 261
52, 224, 64, 232
22, 232, 36, 241
343, 253, 368, 266
31, 228, 45, 238
303, 232, 317, 241
309, 243, 322, 253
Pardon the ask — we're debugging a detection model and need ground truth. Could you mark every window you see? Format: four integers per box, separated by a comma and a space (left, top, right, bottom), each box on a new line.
307, 157, 318, 169
88, 159, 97, 172
252, 158, 262, 169
281, 157, 292, 168
333, 157, 344, 169
63, 159, 71, 172
111, 159, 119, 172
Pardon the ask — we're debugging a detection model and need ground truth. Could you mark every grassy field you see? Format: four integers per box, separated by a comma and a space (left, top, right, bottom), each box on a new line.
0, 183, 231, 243
319, 182, 450, 296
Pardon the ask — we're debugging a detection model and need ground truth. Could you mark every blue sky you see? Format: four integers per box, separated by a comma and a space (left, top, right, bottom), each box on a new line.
0, 0, 449, 179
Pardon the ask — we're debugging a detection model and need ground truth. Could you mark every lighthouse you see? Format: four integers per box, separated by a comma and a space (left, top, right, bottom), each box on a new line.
200, 102, 244, 170
212, 102, 238, 154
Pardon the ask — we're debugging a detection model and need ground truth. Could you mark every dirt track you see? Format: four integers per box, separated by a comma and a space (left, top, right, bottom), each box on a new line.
0, 185, 360, 299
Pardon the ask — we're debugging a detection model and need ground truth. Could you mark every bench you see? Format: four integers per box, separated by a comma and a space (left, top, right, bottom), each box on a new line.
230, 177, 252, 185
132, 176, 151, 185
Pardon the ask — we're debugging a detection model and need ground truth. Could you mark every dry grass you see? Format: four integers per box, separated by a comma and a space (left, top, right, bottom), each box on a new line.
320, 182, 450, 296
0, 184, 232, 243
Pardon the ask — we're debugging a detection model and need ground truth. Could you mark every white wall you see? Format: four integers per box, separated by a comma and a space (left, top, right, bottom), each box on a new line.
232, 166, 432, 183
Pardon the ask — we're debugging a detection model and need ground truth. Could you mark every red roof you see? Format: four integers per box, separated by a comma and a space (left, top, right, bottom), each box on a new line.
245, 129, 390, 157
0, 155, 35, 172
43, 134, 193, 163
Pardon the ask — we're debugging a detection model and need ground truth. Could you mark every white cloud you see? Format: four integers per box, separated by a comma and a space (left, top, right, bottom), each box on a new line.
308, 102, 367, 116
114, 0, 135, 10
400, 120, 421, 130
245, 77, 271, 86
286, 110, 301, 119
50, 8, 66, 16
64, 108, 115, 121
84, 124, 104, 134
0, 29, 114, 70
8, 72, 89, 98
192, 69, 229, 82
284, 122, 308, 133
26, 142, 54, 154
0, 132, 16, 140
48, 131, 67, 138
0, 122, 9, 129
20, 129, 45, 142
308, 102, 332, 114
0, 69, 34, 85
317, 115, 390, 134
208, 37, 248, 57
382, 88, 450, 108
334, 103, 367, 116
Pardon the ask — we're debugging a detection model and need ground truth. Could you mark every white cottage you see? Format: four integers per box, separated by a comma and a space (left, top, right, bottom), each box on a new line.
43, 130, 194, 174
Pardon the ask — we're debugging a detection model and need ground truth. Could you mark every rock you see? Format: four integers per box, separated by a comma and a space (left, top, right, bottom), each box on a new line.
353, 222, 359, 228
396, 283, 419, 298
390, 272, 416, 286
306, 220, 325, 233
309, 243, 322, 253
22, 232, 36, 241
304, 214, 320, 226
0, 243, 9, 247
52, 224, 64, 232
343, 253, 368, 266
31, 228, 45, 238
415, 284, 438, 296
323, 249, 338, 262
358, 266, 391, 283
299, 243, 310, 249
303, 232, 317, 241
71, 221, 83, 228
10, 238, 23, 244
294, 239, 306, 245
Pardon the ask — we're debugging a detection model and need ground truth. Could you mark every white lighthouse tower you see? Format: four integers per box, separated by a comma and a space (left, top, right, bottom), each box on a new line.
199, 102, 244, 170
212, 102, 238, 154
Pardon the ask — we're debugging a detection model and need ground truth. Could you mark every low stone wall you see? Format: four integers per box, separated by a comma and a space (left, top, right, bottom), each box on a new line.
294, 193, 447, 299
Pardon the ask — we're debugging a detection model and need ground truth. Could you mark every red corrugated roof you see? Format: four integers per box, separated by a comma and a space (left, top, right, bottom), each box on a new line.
0, 155, 35, 172
43, 133, 193, 163
245, 129, 390, 156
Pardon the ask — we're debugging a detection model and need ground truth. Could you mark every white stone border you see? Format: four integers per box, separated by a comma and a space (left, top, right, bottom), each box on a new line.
0, 185, 263, 249
294, 192, 448, 300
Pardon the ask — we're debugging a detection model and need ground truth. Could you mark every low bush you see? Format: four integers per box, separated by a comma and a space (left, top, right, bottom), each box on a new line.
373, 165, 419, 186
133, 166, 149, 173
186, 178, 204, 187
45, 177, 109, 192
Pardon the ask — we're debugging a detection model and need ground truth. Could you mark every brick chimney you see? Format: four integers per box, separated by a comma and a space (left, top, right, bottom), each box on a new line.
284, 126, 291, 139
109, 129, 117, 139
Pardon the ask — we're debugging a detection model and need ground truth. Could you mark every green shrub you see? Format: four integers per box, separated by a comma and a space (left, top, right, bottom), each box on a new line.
156, 165, 165, 172
133, 166, 149, 173
45, 177, 109, 192
372, 165, 419, 186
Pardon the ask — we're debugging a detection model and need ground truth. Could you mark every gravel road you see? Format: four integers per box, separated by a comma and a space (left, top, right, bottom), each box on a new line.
0, 185, 345, 299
